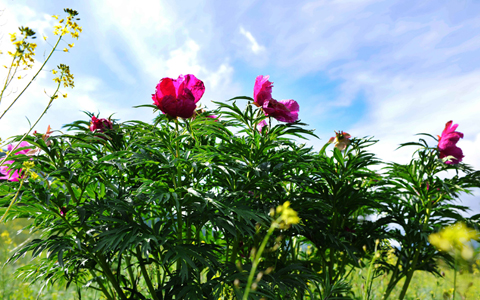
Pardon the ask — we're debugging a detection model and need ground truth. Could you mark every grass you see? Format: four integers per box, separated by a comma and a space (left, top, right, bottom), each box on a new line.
2, 219, 480, 299
350, 262, 480, 299
0, 219, 99, 300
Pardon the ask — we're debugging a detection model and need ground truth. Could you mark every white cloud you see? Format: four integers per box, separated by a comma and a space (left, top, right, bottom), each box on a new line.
90, 0, 240, 101
239, 26, 265, 54
165, 39, 202, 77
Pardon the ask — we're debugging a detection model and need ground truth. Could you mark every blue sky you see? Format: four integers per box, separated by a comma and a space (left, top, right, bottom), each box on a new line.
1, 0, 479, 213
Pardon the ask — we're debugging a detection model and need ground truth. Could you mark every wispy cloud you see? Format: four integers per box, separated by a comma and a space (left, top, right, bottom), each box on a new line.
239, 26, 265, 54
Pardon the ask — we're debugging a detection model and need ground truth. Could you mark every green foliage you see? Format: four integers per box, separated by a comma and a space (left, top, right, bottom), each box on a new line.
1, 99, 479, 299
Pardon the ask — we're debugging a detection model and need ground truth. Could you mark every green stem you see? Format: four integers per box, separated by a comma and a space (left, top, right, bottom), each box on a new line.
382, 255, 401, 300
136, 246, 160, 300
398, 243, 421, 300
0, 31, 64, 120
0, 74, 61, 166
88, 269, 114, 300
243, 223, 276, 300
0, 176, 25, 223
125, 255, 137, 293
363, 244, 379, 300
97, 254, 128, 300
453, 256, 457, 300
0, 55, 18, 103
173, 119, 184, 271
398, 208, 432, 300
230, 236, 240, 264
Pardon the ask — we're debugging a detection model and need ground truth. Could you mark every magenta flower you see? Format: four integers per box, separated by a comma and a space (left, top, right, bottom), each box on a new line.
256, 120, 267, 132
253, 75, 273, 107
262, 98, 300, 123
152, 74, 205, 119
438, 120, 464, 164
0, 141, 31, 182
253, 75, 300, 123
90, 116, 113, 133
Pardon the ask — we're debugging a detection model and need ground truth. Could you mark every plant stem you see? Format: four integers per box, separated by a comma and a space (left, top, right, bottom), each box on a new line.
0, 55, 17, 104
363, 243, 379, 300
0, 177, 25, 223
453, 256, 457, 300
382, 255, 401, 300
136, 246, 160, 300
173, 119, 184, 273
398, 209, 431, 300
398, 248, 420, 300
125, 255, 137, 293
243, 223, 276, 300
0, 31, 63, 120
97, 254, 128, 300
0, 74, 61, 166
88, 269, 114, 300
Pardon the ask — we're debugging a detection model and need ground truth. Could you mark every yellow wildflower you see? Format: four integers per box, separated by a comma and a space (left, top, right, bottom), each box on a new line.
1, 231, 12, 245
429, 222, 478, 260
274, 201, 300, 228
22, 161, 35, 170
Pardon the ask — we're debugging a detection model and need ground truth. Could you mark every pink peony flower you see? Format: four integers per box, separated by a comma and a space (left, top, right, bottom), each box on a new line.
262, 98, 300, 123
329, 131, 351, 151
438, 120, 464, 164
253, 75, 273, 107
0, 141, 31, 182
152, 74, 205, 119
90, 116, 113, 133
253, 75, 300, 123
256, 119, 267, 132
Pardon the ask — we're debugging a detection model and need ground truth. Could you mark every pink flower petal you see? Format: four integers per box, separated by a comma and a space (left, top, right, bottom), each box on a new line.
182, 74, 205, 103
153, 74, 204, 118
263, 99, 299, 123
439, 145, 464, 164
90, 116, 113, 133
254, 75, 273, 107
257, 120, 267, 132
7, 141, 31, 155
1, 142, 31, 181
437, 120, 464, 164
